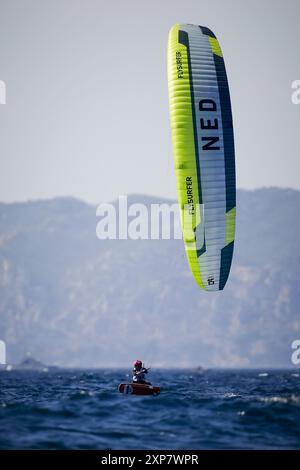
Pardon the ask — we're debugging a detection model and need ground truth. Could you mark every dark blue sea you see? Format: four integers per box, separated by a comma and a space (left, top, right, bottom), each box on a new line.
0, 369, 299, 449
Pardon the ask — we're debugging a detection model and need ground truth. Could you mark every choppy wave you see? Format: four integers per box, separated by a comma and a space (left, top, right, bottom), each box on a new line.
0, 369, 299, 449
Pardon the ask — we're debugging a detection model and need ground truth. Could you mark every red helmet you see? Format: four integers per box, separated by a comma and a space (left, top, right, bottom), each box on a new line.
134, 360, 142, 368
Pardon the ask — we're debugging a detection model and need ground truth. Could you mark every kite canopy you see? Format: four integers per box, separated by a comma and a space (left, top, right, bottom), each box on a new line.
167, 24, 236, 291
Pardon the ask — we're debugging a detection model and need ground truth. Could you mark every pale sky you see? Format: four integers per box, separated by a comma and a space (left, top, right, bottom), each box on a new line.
0, 0, 299, 204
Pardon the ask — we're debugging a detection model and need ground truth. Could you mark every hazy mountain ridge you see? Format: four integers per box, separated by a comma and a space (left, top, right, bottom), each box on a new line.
0, 188, 299, 368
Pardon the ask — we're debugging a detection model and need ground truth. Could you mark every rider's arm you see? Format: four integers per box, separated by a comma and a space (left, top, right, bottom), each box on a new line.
134, 369, 146, 376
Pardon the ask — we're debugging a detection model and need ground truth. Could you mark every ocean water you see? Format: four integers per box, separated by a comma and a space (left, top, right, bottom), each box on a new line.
0, 369, 299, 450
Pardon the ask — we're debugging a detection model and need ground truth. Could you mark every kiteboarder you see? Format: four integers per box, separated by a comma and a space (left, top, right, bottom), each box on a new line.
132, 360, 151, 385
